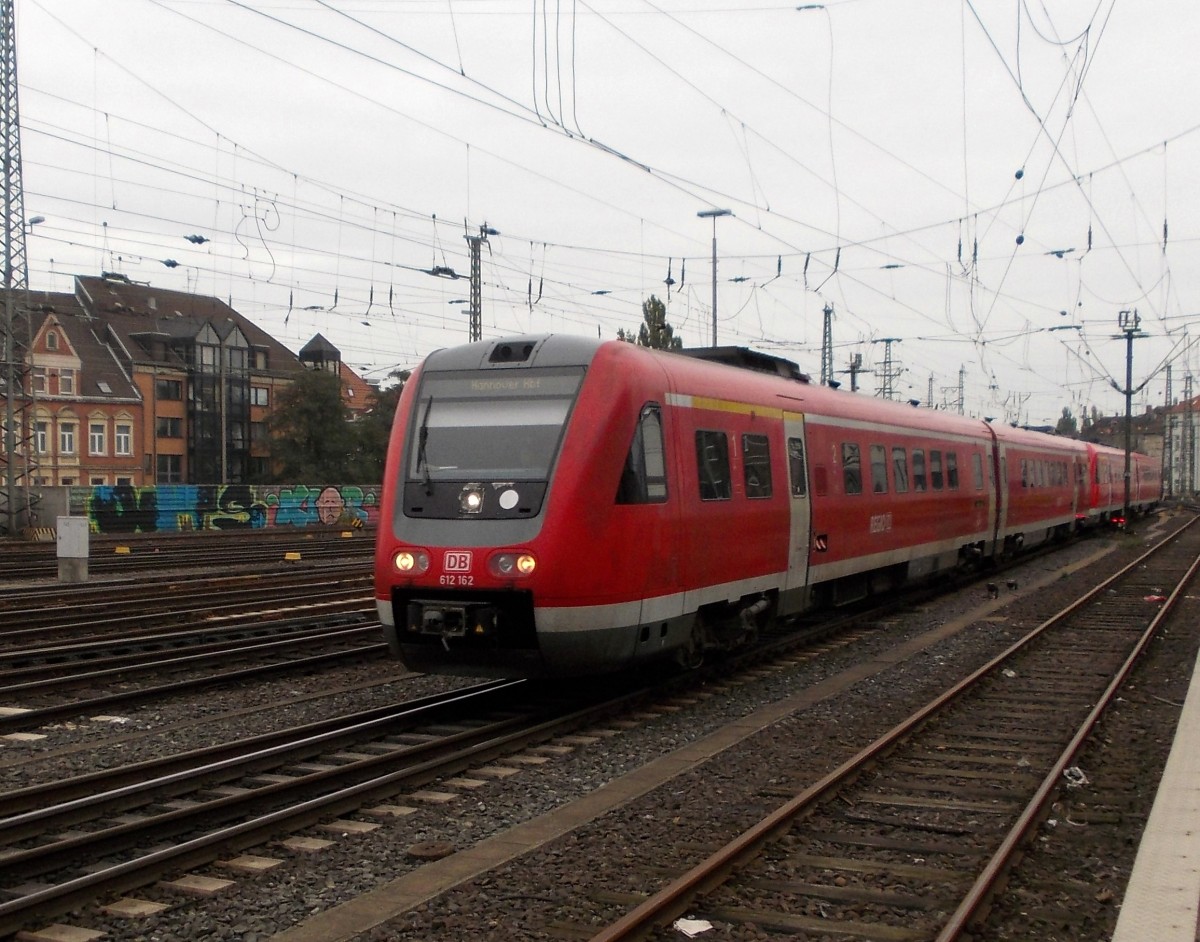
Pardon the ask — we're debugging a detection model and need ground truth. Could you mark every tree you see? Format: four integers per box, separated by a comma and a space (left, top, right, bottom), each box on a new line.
267, 368, 357, 482
350, 369, 409, 483
620, 295, 683, 350
1054, 406, 1078, 437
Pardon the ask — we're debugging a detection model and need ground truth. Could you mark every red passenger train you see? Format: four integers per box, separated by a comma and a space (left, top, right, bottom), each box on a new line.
373, 334, 1159, 678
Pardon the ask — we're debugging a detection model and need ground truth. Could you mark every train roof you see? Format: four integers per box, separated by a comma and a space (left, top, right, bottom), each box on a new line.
417, 334, 1124, 457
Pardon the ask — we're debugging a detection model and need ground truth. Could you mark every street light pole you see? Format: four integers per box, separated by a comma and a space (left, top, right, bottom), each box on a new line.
697, 208, 731, 347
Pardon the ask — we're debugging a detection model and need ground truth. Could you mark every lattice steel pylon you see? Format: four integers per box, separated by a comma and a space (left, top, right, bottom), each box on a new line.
819, 304, 834, 386
1, 0, 36, 538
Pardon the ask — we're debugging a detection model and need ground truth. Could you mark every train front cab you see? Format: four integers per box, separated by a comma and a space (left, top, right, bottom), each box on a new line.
375, 336, 602, 677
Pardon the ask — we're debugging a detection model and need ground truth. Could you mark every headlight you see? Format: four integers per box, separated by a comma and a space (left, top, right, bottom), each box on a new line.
489, 552, 536, 577
394, 549, 430, 574
459, 484, 485, 514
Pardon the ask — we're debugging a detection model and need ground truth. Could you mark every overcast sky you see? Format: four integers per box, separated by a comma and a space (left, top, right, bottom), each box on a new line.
15, 0, 1199, 423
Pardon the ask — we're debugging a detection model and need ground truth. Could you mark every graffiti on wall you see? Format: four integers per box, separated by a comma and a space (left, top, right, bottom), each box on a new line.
83, 484, 379, 534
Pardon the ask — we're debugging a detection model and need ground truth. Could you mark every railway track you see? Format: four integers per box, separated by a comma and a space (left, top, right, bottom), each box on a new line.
0, 577, 385, 734
0, 569, 371, 640
0, 528, 374, 583
586, 516, 1199, 942
0, 622, 382, 727
0, 520, 1181, 940
0, 676, 651, 938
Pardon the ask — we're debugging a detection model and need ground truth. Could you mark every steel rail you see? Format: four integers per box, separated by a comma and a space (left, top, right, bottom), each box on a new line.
936, 526, 1200, 939
0, 676, 659, 937
0, 570, 371, 630
0, 679, 514, 815
0, 679, 529, 852
0, 640, 387, 733
0, 603, 373, 672
588, 515, 1198, 942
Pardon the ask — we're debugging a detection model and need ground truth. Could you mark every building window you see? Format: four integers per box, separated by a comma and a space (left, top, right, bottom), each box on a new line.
115, 423, 133, 456
90, 476, 106, 486
116, 476, 133, 485
89, 422, 107, 456
32, 367, 46, 394
46, 330, 58, 351
250, 421, 267, 445
251, 386, 269, 407
156, 417, 183, 438
157, 454, 182, 483
59, 369, 75, 395
35, 421, 48, 454
60, 422, 77, 455
156, 379, 183, 400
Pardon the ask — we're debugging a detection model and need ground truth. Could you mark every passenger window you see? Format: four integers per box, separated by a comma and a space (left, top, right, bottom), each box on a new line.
946, 452, 959, 489
912, 449, 926, 491
870, 444, 888, 494
972, 453, 984, 489
787, 437, 808, 497
842, 443, 862, 495
695, 430, 731, 501
616, 404, 667, 504
930, 450, 943, 490
742, 434, 772, 498
1021, 459, 1029, 487
892, 446, 909, 493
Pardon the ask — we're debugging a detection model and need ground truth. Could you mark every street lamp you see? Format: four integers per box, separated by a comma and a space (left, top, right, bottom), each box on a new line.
697, 208, 732, 347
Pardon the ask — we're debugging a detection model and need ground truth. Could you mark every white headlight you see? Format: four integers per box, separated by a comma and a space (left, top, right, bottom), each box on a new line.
459, 485, 485, 514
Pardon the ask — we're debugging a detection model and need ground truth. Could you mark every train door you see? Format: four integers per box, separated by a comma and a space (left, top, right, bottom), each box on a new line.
981, 423, 1003, 554
781, 414, 811, 615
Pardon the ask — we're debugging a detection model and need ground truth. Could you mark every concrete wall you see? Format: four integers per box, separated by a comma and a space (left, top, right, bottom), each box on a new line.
42, 483, 383, 534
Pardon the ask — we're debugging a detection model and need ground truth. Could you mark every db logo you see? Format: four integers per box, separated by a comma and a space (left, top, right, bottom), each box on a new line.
443, 551, 473, 572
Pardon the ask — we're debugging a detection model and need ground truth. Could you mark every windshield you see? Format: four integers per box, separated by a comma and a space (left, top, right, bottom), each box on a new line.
410, 367, 584, 481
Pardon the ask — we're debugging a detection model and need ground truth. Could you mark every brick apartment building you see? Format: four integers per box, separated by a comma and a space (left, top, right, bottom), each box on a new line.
5, 272, 375, 489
